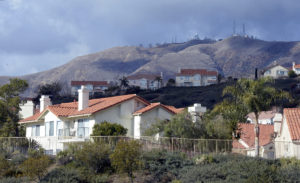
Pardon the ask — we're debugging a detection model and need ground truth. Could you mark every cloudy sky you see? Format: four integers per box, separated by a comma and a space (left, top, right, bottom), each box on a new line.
1, 0, 300, 76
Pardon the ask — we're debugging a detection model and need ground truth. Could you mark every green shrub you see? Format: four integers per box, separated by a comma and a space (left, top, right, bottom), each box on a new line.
40, 167, 84, 183
0, 177, 30, 183
75, 142, 112, 174
91, 121, 127, 136
110, 140, 142, 183
142, 150, 192, 183
20, 155, 51, 181
288, 70, 297, 78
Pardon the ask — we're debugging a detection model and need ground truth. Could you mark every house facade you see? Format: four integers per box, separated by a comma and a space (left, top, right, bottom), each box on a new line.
127, 74, 162, 90
292, 62, 300, 75
247, 111, 276, 125
19, 87, 182, 155
232, 123, 275, 159
71, 81, 109, 96
262, 65, 289, 78
275, 108, 300, 159
175, 69, 218, 87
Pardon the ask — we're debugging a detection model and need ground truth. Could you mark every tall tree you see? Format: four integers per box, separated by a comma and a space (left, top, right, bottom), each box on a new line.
0, 78, 28, 136
223, 78, 290, 156
119, 76, 129, 90
154, 76, 162, 88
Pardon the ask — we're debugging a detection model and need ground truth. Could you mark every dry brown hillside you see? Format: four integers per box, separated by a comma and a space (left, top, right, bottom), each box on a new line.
1, 36, 299, 97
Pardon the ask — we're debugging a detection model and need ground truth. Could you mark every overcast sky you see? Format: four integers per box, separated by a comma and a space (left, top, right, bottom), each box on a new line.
1, 0, 300, 76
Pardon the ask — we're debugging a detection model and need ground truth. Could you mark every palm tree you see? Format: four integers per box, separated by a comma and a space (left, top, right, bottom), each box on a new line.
119, 76, 129, 90
223, 77, 290, 157
154, 76, 162, 89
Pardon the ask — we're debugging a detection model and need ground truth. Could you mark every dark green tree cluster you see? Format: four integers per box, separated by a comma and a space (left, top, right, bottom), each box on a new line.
0, 78, 28, 137
91, 121, 128, 136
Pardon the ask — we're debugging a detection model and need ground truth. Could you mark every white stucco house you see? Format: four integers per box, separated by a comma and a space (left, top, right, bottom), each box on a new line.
247, 111, 276, 125
175, 69, 218, 87
127, 73, 162, 90
292, 62, 300, 75
19, 86, 183, 155
71, 81, 109, 96
275, 108, 300, 159
232, 123, 275, 159
262, 65, 289, 78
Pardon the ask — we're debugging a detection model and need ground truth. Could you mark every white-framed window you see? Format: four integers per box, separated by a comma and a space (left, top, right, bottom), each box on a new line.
45, 121, 54, 136
77, 119, 89, 137
57, 121, 63, 137
31, 125, 40, 136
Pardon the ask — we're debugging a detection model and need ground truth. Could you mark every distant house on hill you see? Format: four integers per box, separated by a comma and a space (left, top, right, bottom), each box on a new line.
292, 62, 300, 75
71, 81, 109, 96
175, 68, 218, 87
232, 123, 275, 159
19, 86, 183, 155
127, 73, 162, 90
275, 108, 300, 159
262, 65, 289, 78
247, 111, 277, 125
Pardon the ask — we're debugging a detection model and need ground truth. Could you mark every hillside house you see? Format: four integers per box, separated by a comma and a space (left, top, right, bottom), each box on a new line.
71, 81, 109, 96
292, 62, 300, 75
175, 69, 218, 87
19, 87, 182, 155
275, 109, 300, 159
127, 74, 162, 90
262, 65, 288, 78
232, 123, 275, 159
247, 111, 276, 125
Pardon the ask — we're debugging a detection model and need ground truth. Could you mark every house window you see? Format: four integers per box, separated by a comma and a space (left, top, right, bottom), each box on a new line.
77, 119, 89, 137
57, 121, 63, 137
45, 121, 54, 136
31, 125, 40, 136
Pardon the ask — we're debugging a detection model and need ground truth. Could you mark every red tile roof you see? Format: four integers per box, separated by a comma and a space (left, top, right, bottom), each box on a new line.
127, 74, 159, 80
133, 103, 183, 115
176, 69, 218, 76
283, 108, 300, 141
71, 81, 108, 86
294, 64, 300, 69
19, 94, 150, 123
232, 123, 274, 149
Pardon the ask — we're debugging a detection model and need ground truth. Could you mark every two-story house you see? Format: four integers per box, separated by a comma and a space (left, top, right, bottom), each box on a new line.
127, 74, 162, 90
71, 81, 109, 96
19, 86, 183, 155
175, 69, 218, 87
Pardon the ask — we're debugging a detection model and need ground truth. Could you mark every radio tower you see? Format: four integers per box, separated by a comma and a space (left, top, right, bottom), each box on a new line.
233, 20, 236, 36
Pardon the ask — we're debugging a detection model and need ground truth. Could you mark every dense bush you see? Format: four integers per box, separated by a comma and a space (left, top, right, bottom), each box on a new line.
142, 150, 193, 183
40, 167, 85, 183
178, 154, 300, 183
91, 121, 127, 136
75, 142, 112, 174
110, 140, 142, 183
20, 155, 51, 181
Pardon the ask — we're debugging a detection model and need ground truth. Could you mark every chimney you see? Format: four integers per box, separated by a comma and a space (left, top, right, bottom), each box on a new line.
188, 103, 207, 122
293, 62, 296, 70
40, 95, 51, 112
273, 113, 282, 136
78, 85, 89, 111
178, 67, 181, 73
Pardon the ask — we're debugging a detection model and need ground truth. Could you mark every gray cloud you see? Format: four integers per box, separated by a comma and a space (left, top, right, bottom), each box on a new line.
1, 0, 300, 76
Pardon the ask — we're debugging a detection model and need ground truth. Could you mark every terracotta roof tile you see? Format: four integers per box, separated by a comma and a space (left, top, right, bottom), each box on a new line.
232, 123, 274, 149
283, 108, 300, 140
294, 64, 300, 69
176, 69, 218, 76
19, 94, 151, 123
133, 103, 184, 115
